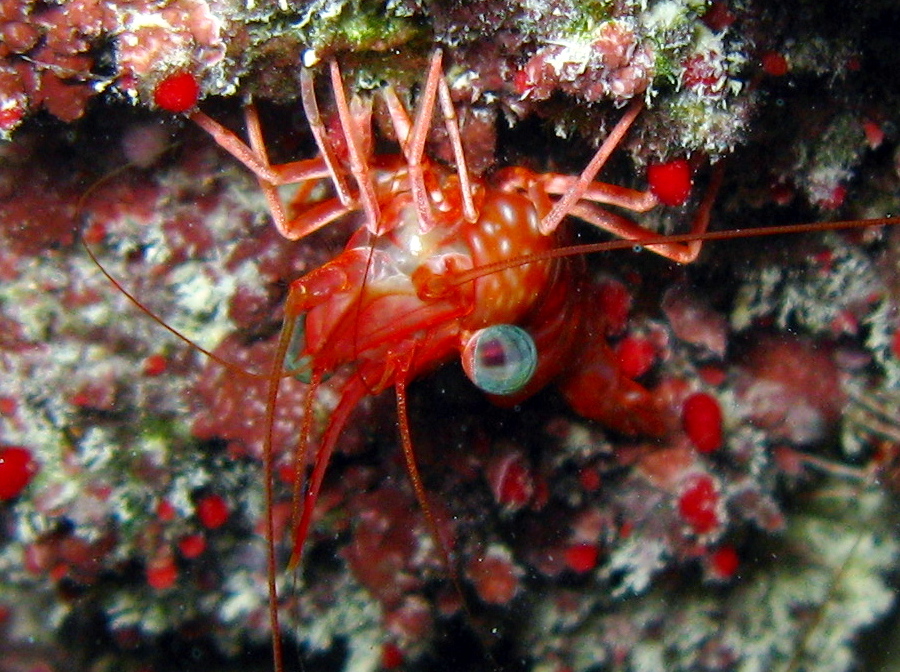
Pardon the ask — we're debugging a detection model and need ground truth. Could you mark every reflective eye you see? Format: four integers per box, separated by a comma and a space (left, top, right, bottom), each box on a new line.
461, 325, 537, 395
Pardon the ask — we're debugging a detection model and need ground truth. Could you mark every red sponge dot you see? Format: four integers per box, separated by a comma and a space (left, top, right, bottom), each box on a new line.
616, 335, 656, 379
678, 474, 720, 534
178, 533, 207, 559
196, 493, 229, 529
0, 446, 38, 501
154, 72, 200, 113
648, 159, 694, 207
761, 51, 789, 77
708, 544, 740, 579
564, 543, 600, 573
146, 552, 178, 590
381, 643, 405, 670
682, 392, 723, 453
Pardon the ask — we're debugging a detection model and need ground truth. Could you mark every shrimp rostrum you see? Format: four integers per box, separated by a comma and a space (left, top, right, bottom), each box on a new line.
190, 48, 718, 661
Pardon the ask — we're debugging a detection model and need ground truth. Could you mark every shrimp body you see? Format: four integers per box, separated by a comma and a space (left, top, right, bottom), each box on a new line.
292, 161, 556, 390
289, 151, 669, 426
276, 154, 676, 576
190, 50, 709, 669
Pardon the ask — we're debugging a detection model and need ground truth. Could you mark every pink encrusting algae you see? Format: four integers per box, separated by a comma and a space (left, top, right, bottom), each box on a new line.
1, 1, 900, 672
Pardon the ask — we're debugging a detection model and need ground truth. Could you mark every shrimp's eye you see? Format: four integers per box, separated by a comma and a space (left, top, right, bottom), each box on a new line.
462, 325, 537, 395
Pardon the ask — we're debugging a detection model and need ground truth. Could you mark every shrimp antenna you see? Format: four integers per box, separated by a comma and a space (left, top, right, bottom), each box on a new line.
76, 164, 272, 381
83, 240, 273, 379
424, 215, 898, 297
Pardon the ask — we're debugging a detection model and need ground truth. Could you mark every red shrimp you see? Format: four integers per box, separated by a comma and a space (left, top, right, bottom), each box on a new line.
184, 50, 900, 671
187, 49, 714, 667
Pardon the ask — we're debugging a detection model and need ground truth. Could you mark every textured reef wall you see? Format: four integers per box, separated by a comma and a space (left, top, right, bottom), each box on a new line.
2, 1, 900, 671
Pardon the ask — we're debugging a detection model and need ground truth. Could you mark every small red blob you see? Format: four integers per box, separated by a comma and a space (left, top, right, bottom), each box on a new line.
578, 467, 602, 492
499, 462, 531, 507
761, 51, 789, 77
69, 379, 117, 411
146, 554, 178, 590
708, 544, 740, 579
698, 365, 727, 387
467, 549, 521, 604
196, 493, 229, 529
891, 328, 900, 360
0, 446, 38, 501
0, 105, 25, 132
177, 533, 206, 559
564, 543, 599, 573
596, 278, 633, 335
50, 563, 69, 582
142, 353, 167, 377
863, 119, 885, 149
678, 474, 720, 535
488, 454, 534, 510
682, 392, 724, 453
0, 397, 16, 416
769, 182, 795, 206
819, 184, 847, 210
616, 335, 656, 379
812, 248, 835, 271
153, 71, 201, 113
647, 159, 693, 207
156, 499, 176, 522
513, 69, 531, 95
701, 1, 736, 31
381, 642, 405, 670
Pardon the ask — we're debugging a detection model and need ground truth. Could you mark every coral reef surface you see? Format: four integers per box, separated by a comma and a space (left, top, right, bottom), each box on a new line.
2, 1, 900, 672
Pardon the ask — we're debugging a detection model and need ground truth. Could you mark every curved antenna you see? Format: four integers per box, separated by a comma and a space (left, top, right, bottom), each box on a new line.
76, 162, 271, 381
83, 238, 270, 379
